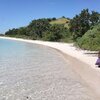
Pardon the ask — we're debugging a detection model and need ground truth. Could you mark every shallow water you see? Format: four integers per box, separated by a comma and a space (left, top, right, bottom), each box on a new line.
0, 39, 98, 100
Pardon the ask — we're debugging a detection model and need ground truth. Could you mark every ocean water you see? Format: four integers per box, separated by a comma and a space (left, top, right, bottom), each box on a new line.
0, 39, 98, 100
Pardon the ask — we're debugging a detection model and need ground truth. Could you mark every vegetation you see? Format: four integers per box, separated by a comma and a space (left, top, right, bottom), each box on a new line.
5, 9, 100, 51
70, 9, 100, 40
0, 34, 4, 36
5, 18, 71, 42
50, 17, 69, 25
76, 23, 100, 50
42, 24, 71, 42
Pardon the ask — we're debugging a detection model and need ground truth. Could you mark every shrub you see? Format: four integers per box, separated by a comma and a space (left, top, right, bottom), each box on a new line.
76, 24, 100, 51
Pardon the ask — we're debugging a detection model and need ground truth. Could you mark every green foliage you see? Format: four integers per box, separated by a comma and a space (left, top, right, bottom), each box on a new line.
27, 18, 50, 39
52, 17, 56, 20
0, 34, 4, 36
5, 9, 100, 51
70, 9, 100, 40
50, 18, 70, 26
5, 18, 71, 42
43, 24, 70, 41
62, 16, 66, 18
90, 11, 100, 26
76, 23, 100, 51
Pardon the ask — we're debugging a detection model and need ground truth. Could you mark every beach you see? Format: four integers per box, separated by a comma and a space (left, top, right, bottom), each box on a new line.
0, 36, 100, 99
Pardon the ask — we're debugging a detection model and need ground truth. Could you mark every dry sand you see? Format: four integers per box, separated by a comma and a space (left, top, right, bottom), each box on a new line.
0, 36, 100, 98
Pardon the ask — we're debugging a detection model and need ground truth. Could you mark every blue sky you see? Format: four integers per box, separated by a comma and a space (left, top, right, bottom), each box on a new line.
0, 0, 100, 33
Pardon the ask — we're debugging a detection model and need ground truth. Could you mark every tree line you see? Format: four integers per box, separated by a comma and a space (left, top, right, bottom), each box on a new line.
5, 9, 100, 50
5, 18, 71, 42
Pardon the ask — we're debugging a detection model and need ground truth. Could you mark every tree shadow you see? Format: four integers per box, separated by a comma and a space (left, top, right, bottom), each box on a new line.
84, 52, 98, 57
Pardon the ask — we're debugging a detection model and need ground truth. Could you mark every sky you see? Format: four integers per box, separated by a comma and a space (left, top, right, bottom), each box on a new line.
0, 0, 100, 33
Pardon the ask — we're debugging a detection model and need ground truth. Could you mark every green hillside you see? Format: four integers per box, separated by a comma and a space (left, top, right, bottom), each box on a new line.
5, 9, 100, 51
50, 18, 70, 28
50, 18, 69, 24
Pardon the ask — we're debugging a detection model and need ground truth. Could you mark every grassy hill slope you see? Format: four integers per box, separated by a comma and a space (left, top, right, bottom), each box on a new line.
50, 18, 70, 28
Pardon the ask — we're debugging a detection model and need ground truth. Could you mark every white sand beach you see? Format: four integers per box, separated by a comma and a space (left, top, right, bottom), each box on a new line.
0, 36, 100, 98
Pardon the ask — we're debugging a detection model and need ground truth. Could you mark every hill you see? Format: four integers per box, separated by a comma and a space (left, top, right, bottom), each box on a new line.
50, 18, 70, 28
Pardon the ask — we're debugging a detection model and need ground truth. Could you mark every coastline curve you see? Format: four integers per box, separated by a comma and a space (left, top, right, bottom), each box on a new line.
0, 36, 100, 99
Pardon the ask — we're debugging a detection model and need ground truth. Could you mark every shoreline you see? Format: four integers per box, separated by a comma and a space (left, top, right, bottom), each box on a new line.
0, 36, 98, 67
0, 36, 100, 98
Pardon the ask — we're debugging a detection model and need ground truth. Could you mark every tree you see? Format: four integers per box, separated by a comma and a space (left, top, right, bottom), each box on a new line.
70, 9, 91, 40
90, 11, 100, 26
28, 18, 50, 39
43, 24, 68, 41
5, 28, 18, 36
17, 27, 27, 35
62, 16, 66, 18
70, 9, 100, 41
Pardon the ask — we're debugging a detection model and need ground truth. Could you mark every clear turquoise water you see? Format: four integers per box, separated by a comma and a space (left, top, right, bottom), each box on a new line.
0, 39, 98, 100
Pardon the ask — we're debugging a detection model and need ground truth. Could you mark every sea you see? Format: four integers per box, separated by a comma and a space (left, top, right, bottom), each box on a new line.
0, 38, 98, 100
